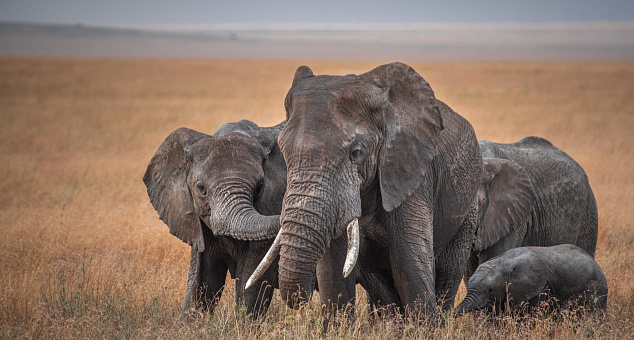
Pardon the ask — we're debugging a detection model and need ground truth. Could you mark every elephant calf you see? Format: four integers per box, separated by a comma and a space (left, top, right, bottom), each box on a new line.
456, 244, 608, 316
144, 120, 287, 317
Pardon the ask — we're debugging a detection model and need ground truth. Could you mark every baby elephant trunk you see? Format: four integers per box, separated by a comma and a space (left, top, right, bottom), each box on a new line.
455, 293, 478, 316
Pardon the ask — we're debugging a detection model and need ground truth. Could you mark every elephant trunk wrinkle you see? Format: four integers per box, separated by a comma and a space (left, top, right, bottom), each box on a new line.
209, 181, 279, 241
456, 294, 476, 315
278, 163, 360, 307
278, 228, 326, 254
277, 217, 326, 305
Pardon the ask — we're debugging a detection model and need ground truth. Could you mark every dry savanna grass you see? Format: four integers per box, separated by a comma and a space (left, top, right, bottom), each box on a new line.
1, 58, 632, 339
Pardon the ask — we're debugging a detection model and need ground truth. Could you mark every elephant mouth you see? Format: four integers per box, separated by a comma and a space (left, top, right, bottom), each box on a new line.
245, 217, 360, 290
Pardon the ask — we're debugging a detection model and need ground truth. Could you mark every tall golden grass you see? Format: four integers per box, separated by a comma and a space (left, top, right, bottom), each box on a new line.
1, 58, 632, 339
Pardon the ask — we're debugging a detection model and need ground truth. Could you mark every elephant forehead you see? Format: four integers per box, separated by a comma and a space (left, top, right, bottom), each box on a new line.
291, 77, 382, 112
190, 136, 262, 170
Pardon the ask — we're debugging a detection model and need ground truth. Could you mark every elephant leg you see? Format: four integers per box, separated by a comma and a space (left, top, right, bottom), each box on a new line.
463, 249, 480, 288
183, 246, 228, 315
434, 202, 478, 311
388, 205, 436, 315
316, 236, 357, 315
236, 248, 278, 318
358, 270, 402, 316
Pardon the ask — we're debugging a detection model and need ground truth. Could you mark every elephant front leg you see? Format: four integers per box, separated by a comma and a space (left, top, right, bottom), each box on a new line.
388, 208, 437, 315
435, 202, 478, 311
236, 248, 278, 318
183, 247, 228, 316
316, 236, 358, 316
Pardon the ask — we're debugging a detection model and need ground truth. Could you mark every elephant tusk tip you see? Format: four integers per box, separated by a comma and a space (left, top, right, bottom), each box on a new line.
342, 266, 353, 279
245, 277, 255, 290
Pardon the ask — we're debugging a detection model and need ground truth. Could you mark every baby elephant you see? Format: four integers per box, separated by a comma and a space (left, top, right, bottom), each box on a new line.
456, 244, 607, 315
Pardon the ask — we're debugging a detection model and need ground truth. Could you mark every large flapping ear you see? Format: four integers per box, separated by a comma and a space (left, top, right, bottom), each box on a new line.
361, 62, 444, 212
475, 158, 537, 251
506, 249, 549, 304
143, 128, 210, 252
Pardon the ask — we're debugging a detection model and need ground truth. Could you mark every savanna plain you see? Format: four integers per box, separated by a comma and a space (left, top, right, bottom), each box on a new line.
1, 58, 632, 339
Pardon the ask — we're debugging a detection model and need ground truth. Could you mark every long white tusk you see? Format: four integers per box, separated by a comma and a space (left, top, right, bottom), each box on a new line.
245, 228, 283, 290
342, 218, 359, 278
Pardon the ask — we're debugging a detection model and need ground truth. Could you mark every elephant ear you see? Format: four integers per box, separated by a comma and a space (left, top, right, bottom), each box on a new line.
214, 119, 260, 137
255, 121, 288, 215
506, 249, 549, 303
474, 158, 537, 251
361, 62, 444, 212
143, 128, 210, 252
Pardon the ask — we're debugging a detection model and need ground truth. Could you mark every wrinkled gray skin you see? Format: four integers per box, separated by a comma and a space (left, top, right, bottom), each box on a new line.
456, 244, 608, 315
466, 137, 599, 282
143, 120, 287, 317
256, 62, 482, 314
144, 120, 398, 317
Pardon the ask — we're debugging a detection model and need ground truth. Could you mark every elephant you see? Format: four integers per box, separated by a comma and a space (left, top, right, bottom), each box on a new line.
143, 120, 287, 317
456, 244, 608, 315
247, 62, 483, 315
466, 137, 599, 282
143, 119, 399, 317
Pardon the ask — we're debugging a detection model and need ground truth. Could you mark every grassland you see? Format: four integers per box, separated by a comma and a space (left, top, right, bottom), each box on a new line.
0, 58, 632, 339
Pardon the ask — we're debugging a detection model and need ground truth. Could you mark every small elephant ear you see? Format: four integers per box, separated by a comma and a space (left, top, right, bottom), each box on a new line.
506, 249, 549, 303
214, 119, 260, 137
361, 62, 444, 212
475, 158, 537, 251
143, 128, 210, 252
256, 121, 288, 215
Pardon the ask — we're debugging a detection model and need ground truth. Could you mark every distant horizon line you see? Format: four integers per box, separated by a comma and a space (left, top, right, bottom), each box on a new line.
3, 20, 634, 32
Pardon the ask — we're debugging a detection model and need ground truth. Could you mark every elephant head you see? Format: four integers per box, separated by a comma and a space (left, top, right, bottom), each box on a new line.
143, 120, 286, 315
247, 63, 445, 307
472, 157, 537, 265
456, 248, 549, 315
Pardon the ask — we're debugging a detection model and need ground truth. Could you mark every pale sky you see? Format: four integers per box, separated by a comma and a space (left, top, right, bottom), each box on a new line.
1, 0, 633, 26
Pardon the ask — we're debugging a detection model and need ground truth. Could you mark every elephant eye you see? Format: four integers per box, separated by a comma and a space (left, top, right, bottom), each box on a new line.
349, 145, 365, 163
195, 181, 207, 196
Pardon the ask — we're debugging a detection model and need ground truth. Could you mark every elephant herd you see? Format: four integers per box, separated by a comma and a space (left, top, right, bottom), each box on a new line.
143, 62, 607, 319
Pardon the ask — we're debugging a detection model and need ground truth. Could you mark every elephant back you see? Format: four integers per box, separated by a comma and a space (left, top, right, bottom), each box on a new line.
479, 137, 597, 252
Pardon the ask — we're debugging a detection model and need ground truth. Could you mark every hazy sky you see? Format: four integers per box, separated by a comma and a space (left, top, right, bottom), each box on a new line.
2, 0, 633, 26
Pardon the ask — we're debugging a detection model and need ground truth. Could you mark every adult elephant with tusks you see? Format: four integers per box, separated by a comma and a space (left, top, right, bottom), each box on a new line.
247, 62, 483, 315
144, 120, 399, 318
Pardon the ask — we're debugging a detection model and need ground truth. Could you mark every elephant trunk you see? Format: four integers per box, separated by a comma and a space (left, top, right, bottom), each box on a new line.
455, 293, 478, 316
209, 184, 280, 241
276, 205, 327, 307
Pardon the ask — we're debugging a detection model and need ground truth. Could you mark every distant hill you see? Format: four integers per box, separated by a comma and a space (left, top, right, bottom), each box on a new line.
1, 21, 633, 60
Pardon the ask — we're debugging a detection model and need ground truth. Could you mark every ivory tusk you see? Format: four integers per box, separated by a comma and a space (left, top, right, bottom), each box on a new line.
245, 229, 283, 290
342, 218, 359, 278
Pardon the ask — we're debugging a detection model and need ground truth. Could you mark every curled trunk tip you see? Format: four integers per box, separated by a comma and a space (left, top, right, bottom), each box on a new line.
455, 296, 475, 316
